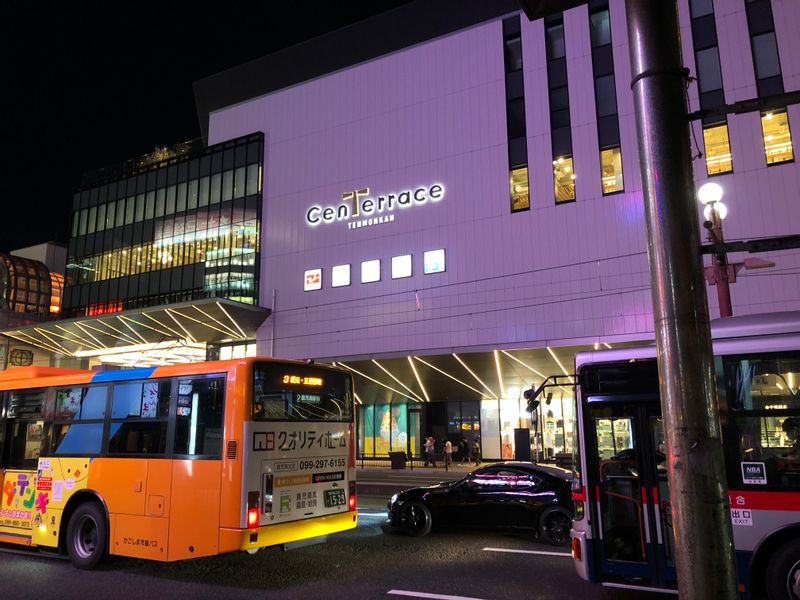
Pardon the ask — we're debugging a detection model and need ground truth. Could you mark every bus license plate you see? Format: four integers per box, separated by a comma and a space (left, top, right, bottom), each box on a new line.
324, 488, 346, 507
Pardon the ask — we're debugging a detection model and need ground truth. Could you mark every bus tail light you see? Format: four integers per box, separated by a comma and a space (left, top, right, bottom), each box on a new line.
571, 537, 581, 561
247, 491, 260, 529
348, 480, 356, 511
247, 507, 259, 528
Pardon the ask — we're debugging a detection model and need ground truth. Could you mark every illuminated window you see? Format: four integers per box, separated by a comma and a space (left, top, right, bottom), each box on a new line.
423, 249, 445, 274
761, 110, 794, 165
391, 255, 412, 279
361, 260, 380, 283
510, 167, 530, 211
702, 123, 733, 175
553, 156, 575, 203
600, 147, 624, 194
331, 264, 351, 287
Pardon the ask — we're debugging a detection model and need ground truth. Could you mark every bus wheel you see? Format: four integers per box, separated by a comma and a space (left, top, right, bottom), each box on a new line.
539, 507, 572, 546
401, 501, 432, 537
766, 539, 800, 600
66, 502, 107, 570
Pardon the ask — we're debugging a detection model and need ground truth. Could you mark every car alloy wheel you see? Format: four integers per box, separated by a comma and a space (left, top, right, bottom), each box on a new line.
539, 507, 571, 546
401, 500, 432, 537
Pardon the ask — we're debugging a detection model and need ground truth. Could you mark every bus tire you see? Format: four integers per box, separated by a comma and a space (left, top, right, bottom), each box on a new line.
401, 501, 432, 537
539, 506, 572, 546
765, 539, 800, 600
66, 502, 107, 570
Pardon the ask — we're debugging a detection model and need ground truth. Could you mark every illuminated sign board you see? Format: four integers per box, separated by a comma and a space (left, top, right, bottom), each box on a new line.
305, 183, 445, 230
304, 269, 322, 291
282, 374, 324, 387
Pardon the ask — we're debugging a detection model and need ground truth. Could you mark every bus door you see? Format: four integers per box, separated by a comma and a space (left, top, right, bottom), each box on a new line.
586, 397, 677, 589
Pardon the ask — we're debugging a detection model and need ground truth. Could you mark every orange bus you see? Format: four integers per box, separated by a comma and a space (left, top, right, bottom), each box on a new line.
0, 357, 357, 568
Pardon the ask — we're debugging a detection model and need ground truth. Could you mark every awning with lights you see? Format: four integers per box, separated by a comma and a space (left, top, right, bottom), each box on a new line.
0, 298, 269, 364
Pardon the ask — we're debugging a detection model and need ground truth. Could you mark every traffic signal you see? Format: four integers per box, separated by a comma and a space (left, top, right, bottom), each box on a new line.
523, 388, 540, 413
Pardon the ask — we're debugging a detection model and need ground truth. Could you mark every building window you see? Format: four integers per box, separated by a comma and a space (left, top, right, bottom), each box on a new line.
331, 264, 351, 287
590, 4, 623, 195
423, 249, 446, 274
361, 259, 380, 283
510, 167, 530, 211
702, 123, 733, 175
503, 15, 529, 214
391, 255, 412, 279
553, 156, 575, 203
600, 147, 624, 194
761, 110, 794, 165
546, 16, 574, 205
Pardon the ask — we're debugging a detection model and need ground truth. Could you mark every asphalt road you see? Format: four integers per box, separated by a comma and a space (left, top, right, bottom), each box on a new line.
0, 496, 667, 600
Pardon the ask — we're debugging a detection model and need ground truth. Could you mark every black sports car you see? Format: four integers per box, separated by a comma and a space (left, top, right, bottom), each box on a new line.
386, 461, 574, 545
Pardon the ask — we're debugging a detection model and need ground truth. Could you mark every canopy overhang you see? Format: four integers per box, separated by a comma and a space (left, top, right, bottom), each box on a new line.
0, 298, 269, 359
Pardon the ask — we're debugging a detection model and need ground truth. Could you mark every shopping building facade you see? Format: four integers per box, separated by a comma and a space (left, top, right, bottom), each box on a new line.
4, 0, 798, 460
194, 0, 800, 460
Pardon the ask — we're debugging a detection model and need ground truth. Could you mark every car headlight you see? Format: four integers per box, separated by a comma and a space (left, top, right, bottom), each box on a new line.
390, 494, 398, 505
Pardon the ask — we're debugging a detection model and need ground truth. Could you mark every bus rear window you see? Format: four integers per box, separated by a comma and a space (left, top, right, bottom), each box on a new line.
253, 363, 352, 422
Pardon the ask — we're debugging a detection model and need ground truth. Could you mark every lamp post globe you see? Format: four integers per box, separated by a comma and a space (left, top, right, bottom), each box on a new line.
697, 181, 723, 205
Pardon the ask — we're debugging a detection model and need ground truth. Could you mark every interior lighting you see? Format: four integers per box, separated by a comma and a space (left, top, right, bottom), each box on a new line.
547, 346, 574, 384
413, 356, 494, 399
372, 359, 424, 402
494, 350, 506, 399
338, 362, 420, 403
453, 353, 498, 399
408, 356, 431, 402
500, 350, 547, 379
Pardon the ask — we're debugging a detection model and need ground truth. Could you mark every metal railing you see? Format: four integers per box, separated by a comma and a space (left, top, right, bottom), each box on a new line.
359, 452, 482, 471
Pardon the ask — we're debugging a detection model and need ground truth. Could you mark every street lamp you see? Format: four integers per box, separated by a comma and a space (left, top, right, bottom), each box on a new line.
698, 182, 733, 317
697, 182, 775, 318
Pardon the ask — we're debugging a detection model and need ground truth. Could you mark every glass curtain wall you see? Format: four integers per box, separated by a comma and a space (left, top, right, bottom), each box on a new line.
65, 133, 263, 316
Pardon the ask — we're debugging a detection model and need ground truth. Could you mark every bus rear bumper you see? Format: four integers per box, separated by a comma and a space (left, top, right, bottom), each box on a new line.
220, 510, 358, 553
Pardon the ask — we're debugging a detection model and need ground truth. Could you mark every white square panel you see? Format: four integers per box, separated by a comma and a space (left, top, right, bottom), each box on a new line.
331, 264, 351, 287
304, 268, 322, 291
391, 254, 412, 279
423, 249, 446, 274
361, 259, 381, 283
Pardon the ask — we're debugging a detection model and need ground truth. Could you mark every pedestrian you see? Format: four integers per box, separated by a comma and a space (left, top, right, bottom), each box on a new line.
444, 439, 452, 467
461, 436, 471, 464
424, 436, 434, 467
473, 438, 480, 466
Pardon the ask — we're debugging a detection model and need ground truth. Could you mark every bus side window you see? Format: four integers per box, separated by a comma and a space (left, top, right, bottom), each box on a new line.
107, 381, 170, 455
3, 389, 46, 469
173, 377, 225, 457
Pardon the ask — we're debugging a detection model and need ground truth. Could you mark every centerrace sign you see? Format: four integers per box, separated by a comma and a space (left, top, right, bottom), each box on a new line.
305, 183, 445, 230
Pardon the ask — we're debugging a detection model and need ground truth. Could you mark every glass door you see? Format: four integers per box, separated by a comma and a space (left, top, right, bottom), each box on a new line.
587, 399, 676, 589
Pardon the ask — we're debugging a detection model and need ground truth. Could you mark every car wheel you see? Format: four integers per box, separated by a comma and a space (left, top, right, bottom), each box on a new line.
539, 506, 571, 546
765, 539, 800, 600
400, 501, 432, 537
66, 502, 107, 569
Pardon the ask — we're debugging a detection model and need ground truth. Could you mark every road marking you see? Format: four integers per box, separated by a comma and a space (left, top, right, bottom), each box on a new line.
387, 590, 487, 600
482, 547, 571, 557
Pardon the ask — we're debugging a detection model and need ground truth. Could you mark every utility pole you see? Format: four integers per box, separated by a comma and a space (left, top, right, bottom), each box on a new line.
705, 201, 733, 318
624, 1, 738, 598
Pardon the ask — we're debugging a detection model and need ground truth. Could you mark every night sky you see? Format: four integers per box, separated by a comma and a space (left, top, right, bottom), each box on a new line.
3, 2, 411, 254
